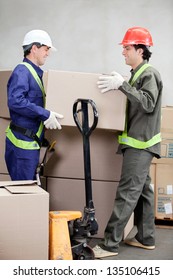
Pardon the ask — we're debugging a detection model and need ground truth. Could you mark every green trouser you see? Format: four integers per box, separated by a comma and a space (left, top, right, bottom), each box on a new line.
100, 148, 155, 252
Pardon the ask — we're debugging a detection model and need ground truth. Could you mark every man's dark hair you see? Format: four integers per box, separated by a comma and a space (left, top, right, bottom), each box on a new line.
134, 44, 152, 61
23, 42, 42, 57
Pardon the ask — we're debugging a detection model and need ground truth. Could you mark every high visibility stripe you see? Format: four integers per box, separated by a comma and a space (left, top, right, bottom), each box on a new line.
6, 126, 40, 150
6, 121, 44, 150
118, 132, 161, 149
21, 62, 46, 106
130, 64, 151, 86
6, 63, 45, 150
118, 63, 161, 148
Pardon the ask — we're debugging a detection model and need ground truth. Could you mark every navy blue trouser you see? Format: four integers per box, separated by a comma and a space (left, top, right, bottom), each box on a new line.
5, 138, 39, 180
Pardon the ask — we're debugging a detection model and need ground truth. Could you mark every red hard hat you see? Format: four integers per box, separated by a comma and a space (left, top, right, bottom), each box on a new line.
119, 26, 153, 46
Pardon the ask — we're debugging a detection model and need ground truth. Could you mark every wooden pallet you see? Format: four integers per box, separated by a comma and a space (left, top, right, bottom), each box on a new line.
155, 218, 173, 229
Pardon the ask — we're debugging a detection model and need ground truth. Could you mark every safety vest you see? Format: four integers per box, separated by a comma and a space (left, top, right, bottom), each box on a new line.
6, 62, 45, 150
118, 63, 161, 149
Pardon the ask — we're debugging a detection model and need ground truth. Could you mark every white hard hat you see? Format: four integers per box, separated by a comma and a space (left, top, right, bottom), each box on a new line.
22, 29, 56, 51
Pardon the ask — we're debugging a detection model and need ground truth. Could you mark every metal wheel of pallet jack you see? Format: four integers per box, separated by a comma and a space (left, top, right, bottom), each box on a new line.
72, 241, 95, 260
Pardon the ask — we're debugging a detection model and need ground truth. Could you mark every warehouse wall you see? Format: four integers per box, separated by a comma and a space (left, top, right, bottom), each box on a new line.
0, 0, 173, 105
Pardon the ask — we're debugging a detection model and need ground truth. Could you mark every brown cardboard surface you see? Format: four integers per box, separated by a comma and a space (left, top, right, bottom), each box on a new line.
1, 119, 123, 181
0, 174, 11, 181
0, 182, 49, 259
150, 163, 156, 186
160, 137, 173, 158
161, 106, 173, 132
47, 177, 134, 239
4, 185, 43, 193
0, 118, 10, 174
0, 70, 11, 118
0, 180, 37, 187
155, 164, 173, 220
152, 157, 173, 164
43, 70, 126, 131
44, 126, 123, 181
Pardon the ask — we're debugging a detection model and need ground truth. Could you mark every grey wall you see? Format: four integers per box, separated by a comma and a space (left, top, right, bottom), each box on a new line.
0, 0, 172, 105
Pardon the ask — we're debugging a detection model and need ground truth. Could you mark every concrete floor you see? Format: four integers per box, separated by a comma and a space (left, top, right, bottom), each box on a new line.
89, 226, 173, 260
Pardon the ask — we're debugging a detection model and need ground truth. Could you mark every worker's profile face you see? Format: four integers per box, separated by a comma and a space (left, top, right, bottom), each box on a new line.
35, 45, 50, 66
122, 45, 141, 67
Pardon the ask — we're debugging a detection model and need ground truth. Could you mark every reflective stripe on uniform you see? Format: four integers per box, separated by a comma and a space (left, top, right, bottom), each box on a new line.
6, 121, 44, 150
118, 63, 161, 148
6, 63, 45, 150
118, 132, 161, 149
21, 62, 46, 106
6, 126, 40, 149
130, 64, 151, 86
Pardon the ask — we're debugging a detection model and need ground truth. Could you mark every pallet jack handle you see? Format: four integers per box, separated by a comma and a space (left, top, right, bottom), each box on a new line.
72, 99, 98, 238
73, 98, 98, 208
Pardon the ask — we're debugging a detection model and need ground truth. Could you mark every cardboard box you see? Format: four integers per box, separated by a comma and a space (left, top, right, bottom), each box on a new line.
160, 138, 173, 158
1, 118, 123, 181
160, 106, 173, 158
0, 69, 126, 129
47, 177, 134, 239
155, 164, 173, 220
150, 163, 155, 192
0, 174, 11, 181
0, 118, 10, 174
44, 126, 123, 181
152, 157, 173, 165
161, 106, 173, 132
0, 70, 11, 118
0, 180, 49, 259
43, 70, 126, 131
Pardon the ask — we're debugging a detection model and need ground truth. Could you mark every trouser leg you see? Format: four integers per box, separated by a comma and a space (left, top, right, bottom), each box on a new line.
100, 148, 154, 252
5, 138, 39, 180
134, 174, 155, 246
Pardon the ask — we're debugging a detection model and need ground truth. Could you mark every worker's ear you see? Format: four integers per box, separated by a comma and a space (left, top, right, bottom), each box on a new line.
31, 44, 39, 54
137, 48, 143, 56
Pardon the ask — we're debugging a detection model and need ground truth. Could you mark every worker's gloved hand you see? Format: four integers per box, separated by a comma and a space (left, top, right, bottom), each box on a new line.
97, 71, 125, 93
44, 111, 64, 129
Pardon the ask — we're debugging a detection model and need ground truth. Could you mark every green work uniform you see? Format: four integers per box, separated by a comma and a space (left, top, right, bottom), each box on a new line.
100, 61, 163, 252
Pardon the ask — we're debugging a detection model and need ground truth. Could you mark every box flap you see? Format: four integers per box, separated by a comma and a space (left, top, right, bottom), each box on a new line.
4, 186, 44, 194
0, 180, 37, 187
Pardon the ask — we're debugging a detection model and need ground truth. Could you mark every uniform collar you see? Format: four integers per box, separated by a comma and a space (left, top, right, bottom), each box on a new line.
23, 58, 43, 78
130, 60, 148, 76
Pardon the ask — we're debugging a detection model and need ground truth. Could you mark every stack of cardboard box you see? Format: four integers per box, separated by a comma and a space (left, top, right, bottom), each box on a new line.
151, 107, 173, 221
0, 71, 49, 259
43, 70, 134, 239
0, 69, 134, 259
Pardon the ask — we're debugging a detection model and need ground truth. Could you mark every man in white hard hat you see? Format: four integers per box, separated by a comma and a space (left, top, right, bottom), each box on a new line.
5, 29, 63, 180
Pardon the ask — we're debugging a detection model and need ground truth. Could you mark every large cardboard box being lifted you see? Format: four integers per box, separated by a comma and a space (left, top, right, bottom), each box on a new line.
43, 70, 126, 131
0, 70, 126, 130
0, 180, 49, 260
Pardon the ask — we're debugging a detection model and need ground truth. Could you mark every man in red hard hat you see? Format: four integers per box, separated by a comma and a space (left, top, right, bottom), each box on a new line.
93, 27, 163, 258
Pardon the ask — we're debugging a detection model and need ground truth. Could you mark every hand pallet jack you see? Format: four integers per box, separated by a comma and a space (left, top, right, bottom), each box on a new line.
37, 99, 99, 260
70, 98, 99, 259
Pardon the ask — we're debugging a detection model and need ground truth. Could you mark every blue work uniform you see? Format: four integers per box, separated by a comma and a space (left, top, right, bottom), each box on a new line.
5, 58, 50, 180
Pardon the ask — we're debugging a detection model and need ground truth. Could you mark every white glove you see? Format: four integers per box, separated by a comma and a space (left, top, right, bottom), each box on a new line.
44, 111, 64, 129
97, 71, 125, 93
